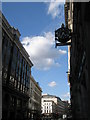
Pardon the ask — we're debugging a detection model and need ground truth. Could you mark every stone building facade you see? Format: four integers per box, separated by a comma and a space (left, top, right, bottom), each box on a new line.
0, 10, 2, 120
2, 12, 33, 120
65, 2, 90, 120
28, 75, 42, 120
41, 94, 69, 119
42, 100, 56, 114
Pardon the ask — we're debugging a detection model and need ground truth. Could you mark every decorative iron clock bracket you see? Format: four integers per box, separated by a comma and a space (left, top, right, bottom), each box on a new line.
55, 23, 72, 48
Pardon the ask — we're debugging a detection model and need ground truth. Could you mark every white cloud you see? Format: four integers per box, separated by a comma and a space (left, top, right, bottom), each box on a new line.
68, 82, 70, 86
21, 32, 66, 70
46, 0, 64, 19
61, 92, 70, 103
62, 92, 70, 98
42, 93, 48, 95
48, 81, 57, 87
59, 49, 67, 54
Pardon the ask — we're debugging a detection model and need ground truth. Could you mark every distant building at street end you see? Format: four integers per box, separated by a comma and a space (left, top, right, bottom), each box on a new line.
28, 75, 42, 120
41, 94, 69, 119
2, 11, 33, 120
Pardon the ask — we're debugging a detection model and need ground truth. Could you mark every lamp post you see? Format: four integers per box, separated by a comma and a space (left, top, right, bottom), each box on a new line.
55, 23, 72, 48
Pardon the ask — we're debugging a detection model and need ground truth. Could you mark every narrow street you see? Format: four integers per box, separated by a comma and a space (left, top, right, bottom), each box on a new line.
1, 1, 90, 120
41, 118, 65, 120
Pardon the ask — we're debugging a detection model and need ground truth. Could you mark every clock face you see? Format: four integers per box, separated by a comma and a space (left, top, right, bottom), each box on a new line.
55, 26, 71, 43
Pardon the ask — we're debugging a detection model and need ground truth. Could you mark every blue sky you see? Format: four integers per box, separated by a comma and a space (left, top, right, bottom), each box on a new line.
2, 2, 70, 101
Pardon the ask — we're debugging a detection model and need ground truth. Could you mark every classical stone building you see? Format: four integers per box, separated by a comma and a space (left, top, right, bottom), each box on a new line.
2, 12, 33, 120
42, 99, 56, 114
65, 2, 90, 120
28, 75, 42, 120
41, 94, 69, 119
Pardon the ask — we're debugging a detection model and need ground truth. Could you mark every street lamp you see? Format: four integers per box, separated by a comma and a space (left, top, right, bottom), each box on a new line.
55, 23, 72, 47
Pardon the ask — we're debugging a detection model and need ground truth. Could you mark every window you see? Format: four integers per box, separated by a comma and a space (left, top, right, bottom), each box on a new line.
23, 59, 25, 71
18, 75, 20, 82
10, 76, 14, 82
2, 32, 12, 71
17, 82, 20, 89
20, 84, 22, 91
21, 72, 23, 83
23, 86, 25, 92
17, 99, 21, 108
25, 63, 27, 73
2, 37, 7, 65
49, 110, 51, 113
4, 40, 12, 69
24, 79, 25, 85
11, 96, 15, 107
11, 58, 16, 77
14, 80, 17, 88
